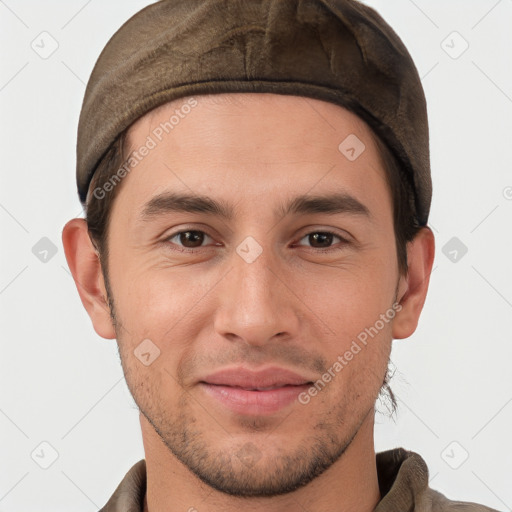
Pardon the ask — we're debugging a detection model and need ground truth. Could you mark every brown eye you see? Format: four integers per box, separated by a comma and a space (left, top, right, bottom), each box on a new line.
296, 231, 347, 250
309, 232, 334, 248
167, 230, 212, 249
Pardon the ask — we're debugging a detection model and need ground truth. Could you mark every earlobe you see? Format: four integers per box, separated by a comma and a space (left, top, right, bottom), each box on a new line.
392, 226, 435, 340
62, 218, 116, 339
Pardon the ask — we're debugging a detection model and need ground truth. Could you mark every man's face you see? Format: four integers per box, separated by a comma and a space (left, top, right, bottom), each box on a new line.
103, 93, 404, 496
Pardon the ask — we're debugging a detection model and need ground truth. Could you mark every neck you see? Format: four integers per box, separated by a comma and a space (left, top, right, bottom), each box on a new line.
141, 409, 381, 512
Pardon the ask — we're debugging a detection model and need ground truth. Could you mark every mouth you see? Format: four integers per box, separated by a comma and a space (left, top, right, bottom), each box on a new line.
200, 365, 313, 389
198, 366, 314, 415
199, 382, 313, 415
206, 384, 311, 391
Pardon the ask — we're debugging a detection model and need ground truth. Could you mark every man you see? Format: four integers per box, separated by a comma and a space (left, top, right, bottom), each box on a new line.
62, 0, 499, 510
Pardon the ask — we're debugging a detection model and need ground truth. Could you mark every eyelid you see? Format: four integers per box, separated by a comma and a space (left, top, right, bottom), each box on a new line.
161, 223, 217, 240
293, 230, 351, 251
163, 227, 217, 249
297, 231, 344, 242
295, 225, 353, 243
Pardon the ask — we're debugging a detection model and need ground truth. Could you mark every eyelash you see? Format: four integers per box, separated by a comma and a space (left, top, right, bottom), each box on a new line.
163, 228, 350, 253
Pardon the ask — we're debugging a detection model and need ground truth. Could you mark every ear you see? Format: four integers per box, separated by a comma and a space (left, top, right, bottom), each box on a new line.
62, 218, 116, 339
392, 226, 435, 339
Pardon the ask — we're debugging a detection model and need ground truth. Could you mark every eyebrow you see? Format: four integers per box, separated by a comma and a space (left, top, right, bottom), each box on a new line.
139, 191, 371, 222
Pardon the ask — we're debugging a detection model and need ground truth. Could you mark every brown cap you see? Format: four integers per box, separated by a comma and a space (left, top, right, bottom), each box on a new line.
77, 0, 431, 225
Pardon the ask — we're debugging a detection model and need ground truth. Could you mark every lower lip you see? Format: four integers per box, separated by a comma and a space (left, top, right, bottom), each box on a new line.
200, 383, 311, 415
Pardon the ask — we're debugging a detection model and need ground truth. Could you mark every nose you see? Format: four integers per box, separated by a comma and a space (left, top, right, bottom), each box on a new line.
213, 241, 301, 347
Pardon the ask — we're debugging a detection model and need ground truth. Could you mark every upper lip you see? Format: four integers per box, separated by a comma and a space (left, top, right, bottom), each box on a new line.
201, 366, 313, 389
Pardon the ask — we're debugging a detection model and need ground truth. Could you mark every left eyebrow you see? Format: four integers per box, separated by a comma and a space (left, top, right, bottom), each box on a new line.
276, 192, 371, 219
138, 191, 372, 222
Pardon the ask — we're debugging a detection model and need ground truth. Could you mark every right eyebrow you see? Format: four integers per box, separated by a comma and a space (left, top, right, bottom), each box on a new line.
139, 192, 235, 222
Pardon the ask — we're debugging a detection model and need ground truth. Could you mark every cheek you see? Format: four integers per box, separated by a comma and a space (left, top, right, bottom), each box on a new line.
303, 251, 397, 386
110, 261, 216, 346
316, 280, 394, 397
311, 256, 397, 335
112, 269, 202, 404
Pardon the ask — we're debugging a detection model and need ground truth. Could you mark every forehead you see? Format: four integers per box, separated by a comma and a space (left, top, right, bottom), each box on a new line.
115, 93, 391, 222
127, 92, 377, 151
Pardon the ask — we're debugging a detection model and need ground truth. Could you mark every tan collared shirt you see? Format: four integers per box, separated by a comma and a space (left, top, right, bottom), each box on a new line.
99, 448, 500, 511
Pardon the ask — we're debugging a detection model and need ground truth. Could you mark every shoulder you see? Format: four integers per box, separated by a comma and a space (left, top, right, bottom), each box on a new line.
98, 459, 146, 512
375, 448, 501, 512
422, 487, 501, 512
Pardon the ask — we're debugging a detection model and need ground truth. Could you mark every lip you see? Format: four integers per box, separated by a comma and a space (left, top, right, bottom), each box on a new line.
199, 366, 313, 415
201, 366, 312, 389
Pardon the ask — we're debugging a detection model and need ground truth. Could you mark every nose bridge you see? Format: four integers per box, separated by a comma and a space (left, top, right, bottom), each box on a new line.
213, 236, 298, 345
236, 245, 278, 305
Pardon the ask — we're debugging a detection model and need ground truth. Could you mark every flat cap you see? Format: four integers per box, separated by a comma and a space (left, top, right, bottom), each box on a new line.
77, 0, 431, 224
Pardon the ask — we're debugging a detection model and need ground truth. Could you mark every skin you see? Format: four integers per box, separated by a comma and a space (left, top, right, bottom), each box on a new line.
62, 93, 435, 512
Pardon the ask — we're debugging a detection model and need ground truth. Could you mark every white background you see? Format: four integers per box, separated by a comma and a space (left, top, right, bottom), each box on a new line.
0, 0, 511, 510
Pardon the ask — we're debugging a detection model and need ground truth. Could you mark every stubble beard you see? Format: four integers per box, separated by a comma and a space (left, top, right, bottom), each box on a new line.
102, 268, 391, 498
